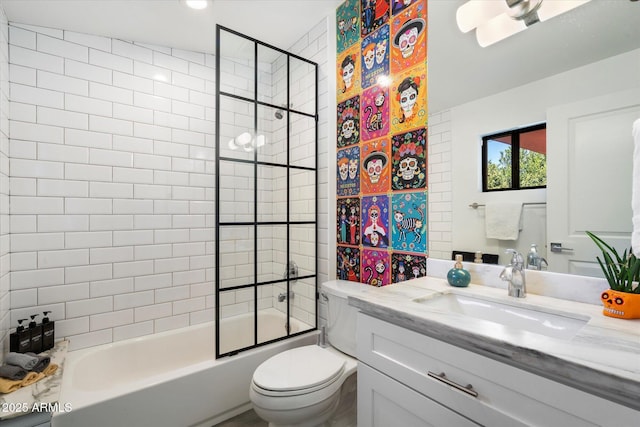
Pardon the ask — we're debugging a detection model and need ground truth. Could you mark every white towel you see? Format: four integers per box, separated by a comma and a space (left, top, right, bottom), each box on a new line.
632, 118, 640, 257
485, 202, 523, 240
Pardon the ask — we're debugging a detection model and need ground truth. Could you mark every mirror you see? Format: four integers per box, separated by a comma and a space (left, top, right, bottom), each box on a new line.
427, 1, 640, 276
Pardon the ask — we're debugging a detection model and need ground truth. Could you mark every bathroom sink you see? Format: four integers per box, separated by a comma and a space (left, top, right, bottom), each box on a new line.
412, 293, 588, 340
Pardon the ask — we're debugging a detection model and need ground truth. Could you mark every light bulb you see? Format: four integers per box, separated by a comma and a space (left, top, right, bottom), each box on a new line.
184, 0, 208, 10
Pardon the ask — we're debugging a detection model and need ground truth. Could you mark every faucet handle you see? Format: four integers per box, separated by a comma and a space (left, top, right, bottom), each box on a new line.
505, 249, 524, 267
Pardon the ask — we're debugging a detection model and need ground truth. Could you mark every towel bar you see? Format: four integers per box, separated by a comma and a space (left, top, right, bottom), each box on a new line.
469, 202, 546, 209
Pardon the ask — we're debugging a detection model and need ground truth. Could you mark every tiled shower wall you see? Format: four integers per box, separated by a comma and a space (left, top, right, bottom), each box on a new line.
8, 23, 217, 351
427, 109, 452, 260
7, 20, 327, 351
0, 6, 9, 357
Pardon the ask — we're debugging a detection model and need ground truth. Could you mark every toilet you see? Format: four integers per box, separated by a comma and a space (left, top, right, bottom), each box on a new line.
249, 280, 367, 427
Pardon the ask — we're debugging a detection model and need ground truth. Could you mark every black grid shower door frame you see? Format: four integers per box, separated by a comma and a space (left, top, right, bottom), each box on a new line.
215, 25, 318, 359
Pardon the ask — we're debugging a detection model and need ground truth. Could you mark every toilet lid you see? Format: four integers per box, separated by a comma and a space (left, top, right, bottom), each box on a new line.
253, 346, 346, 392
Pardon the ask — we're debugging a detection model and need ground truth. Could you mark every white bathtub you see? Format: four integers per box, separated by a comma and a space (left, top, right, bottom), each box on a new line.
52, 308, 316, 427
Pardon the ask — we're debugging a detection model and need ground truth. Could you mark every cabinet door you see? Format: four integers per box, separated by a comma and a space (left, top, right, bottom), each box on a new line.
358, 363, 479, 427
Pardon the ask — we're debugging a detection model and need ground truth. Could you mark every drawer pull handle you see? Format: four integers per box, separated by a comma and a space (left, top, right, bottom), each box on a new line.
427, 371, 478, 398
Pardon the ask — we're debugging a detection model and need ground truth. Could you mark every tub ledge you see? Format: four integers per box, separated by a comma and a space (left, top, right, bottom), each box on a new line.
0, 340, 69, 423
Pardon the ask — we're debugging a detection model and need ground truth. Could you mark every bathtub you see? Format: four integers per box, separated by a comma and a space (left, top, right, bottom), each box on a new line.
52, 308, 316, 427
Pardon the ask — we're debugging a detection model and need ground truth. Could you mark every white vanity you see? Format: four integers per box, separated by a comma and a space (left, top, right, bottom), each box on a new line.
349, 275, 640, 426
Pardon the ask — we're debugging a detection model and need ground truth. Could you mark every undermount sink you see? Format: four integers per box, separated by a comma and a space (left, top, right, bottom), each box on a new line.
412, 293, 589, 340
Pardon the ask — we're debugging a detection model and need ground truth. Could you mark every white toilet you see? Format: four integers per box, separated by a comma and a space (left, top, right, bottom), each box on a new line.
249, 280, 367, 427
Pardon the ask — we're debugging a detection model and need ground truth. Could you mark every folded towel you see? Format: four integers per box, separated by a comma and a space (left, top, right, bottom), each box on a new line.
26, 352, 50, 373
5, 352, 38, 371
632, 118, 640, 258
20, 371, 44, 387
485, 202, 523, 240
0, 377, 22, 394
43, 363, 58, 377
0, 365, 27, 381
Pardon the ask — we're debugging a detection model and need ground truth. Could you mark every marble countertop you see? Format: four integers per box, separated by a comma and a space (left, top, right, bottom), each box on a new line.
346, 277, 640, 411
0, 340, 69, 420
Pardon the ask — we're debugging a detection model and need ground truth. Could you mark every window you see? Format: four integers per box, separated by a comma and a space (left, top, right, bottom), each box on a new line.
482, 123, 546, 192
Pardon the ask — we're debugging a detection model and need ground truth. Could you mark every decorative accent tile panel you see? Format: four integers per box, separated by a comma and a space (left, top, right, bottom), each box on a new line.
336, 0, 428, 286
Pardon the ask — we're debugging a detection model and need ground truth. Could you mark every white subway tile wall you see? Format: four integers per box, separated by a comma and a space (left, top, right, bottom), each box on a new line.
6, 20, 329, 352
8, 23, 217, 351
0, 7, 8, 358
427, 110, 453, 260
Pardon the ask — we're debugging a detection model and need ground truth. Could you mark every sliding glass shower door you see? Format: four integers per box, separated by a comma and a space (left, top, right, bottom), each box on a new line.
215, 26, 318, 357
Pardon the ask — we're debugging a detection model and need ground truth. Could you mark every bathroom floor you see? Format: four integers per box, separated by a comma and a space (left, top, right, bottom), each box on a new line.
214, 375, 357, 427
213, 409, 267, 427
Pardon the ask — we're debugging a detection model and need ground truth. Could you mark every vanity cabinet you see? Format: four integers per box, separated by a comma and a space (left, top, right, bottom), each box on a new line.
357, 313, 638, 427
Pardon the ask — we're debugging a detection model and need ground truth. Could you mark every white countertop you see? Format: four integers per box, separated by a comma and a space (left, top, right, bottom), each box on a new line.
0, 340, 69, 420
346, 276, 640, 411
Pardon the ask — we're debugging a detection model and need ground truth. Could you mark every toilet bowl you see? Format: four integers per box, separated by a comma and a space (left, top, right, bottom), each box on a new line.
250, 345, 357, 427
249, 280, 370, 427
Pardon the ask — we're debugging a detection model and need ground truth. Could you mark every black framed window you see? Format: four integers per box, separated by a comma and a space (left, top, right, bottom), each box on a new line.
482, 123, 546, 192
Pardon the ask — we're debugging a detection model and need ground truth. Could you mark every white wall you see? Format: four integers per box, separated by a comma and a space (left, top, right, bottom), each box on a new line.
8, 23, 217, 351
7, 19, 327, 351
429, 48, 640, 266
0, 5, 9, 356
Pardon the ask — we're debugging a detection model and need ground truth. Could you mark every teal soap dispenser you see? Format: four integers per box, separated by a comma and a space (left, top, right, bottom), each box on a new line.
447, 254, 471, 287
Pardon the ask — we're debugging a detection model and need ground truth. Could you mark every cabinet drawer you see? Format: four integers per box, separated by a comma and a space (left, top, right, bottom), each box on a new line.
358, 363, 479, 427
357, 313, 638, 427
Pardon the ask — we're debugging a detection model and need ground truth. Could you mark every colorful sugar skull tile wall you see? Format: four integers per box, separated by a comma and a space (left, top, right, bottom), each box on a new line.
336, 0, 428, 286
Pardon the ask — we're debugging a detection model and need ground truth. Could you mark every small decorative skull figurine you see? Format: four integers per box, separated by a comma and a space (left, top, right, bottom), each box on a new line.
375, 40, 387, 65
338, 159, 349, 181
348, 158, 358, 180
398, 156, 419, 181
341, 119, 355, 140
601, 290, 640, 319
363, 44, 375, 70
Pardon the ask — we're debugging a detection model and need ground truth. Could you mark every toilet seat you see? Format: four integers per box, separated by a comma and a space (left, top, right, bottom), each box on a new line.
252, 346, 346, 397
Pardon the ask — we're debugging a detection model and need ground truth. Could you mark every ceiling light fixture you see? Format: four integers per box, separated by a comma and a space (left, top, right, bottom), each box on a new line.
184, 0, 208, 10
456, 0, 592, 47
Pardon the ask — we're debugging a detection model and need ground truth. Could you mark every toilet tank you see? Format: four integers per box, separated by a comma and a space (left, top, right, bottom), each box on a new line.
320, 280, 372, 357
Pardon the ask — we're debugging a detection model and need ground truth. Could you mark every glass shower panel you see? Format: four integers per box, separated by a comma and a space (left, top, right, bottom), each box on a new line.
258, 305, 288, 345
257, 45, 287, 109
218, 225, 255, 289
289, 56, 315, 116
219, 97, 255, 161
219, 29, 255, 99
290, 112, 316, 168
216, 25, 317, 359
289, 224, 316, 278
219, 160, 254, 223
219, 288, 255, 355
257, 225, 287, 283
257, 165, 287, 223
257, 104, 287, 165
291, 277, 316, 332
290, 169, 315, 223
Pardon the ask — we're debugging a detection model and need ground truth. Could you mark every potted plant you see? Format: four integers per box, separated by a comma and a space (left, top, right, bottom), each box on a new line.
586, 231, 640, 319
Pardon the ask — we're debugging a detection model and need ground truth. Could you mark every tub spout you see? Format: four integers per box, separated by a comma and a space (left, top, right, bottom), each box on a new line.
277, 291, 294, 302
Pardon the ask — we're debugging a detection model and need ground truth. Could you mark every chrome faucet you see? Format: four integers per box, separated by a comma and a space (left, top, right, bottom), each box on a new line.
500, 249, 526, 298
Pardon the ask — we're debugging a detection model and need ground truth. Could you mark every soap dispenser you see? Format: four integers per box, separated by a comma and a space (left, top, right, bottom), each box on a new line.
447, 254, 471, 288
41, 311, 55, 351
10, 319, 31, 353
526, 244, 540, 270
28, 314, 43, 354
